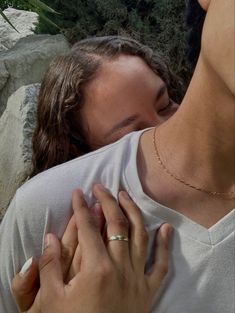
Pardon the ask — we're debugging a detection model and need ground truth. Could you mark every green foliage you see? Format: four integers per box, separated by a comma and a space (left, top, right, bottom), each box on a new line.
1, 0, 190, 87
34, 0, 189, 87
1, 0, 34, 10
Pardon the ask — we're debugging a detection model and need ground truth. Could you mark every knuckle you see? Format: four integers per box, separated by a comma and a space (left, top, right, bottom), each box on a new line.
11, 277, 30, 296
39, 248, 55, 272
119, 269, 132, 289
94, 262, 114, 283
138, 228, 148, 245
108, 216, 129, 230
11, 278, 19, 295
79, 201, 89, 212
102, 259, 113, 272
84, 214, 99, 231
158, 262, 168, 275
60, 243, 75, 263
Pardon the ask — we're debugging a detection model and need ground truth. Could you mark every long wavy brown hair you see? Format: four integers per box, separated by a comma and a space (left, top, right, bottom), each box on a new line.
31, 35, 183, 177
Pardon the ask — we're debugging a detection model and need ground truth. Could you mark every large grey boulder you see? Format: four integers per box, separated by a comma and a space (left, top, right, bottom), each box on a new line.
0, 34, 70, 116
0, 84, 40, 221
0, 8, 38, 51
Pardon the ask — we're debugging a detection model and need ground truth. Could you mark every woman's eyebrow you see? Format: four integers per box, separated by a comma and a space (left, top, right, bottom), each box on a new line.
105, 84, 167, 139
156, 83, 167, 101
105, 115, 139, 139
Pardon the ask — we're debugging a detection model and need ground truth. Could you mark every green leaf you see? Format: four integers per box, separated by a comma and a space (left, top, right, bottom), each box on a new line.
0, 8, 19, 32
29, 0, 60, 14
38, 11, 61, 29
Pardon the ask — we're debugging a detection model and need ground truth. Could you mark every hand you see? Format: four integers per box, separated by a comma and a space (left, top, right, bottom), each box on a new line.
12, 200, 104, 312
12, 184, 172, 313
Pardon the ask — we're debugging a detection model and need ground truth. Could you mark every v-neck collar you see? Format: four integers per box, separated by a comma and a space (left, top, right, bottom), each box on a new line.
124, 129, 235, 246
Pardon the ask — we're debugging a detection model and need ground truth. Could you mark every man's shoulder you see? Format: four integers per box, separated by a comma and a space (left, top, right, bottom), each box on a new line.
25, 129, 141, 187
13, 129, 143, 219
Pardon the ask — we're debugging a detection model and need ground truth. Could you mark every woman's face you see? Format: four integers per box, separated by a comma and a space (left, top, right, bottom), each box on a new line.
80, 55, 179, 149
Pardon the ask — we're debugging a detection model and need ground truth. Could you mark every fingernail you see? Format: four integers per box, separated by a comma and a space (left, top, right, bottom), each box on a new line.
44, 233, 51, 250
93, 201, 101, 214
19, 257, 33, 276
120, 191, 131, 200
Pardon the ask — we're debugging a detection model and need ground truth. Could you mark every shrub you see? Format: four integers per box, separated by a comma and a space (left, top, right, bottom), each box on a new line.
1, 0, 190, 90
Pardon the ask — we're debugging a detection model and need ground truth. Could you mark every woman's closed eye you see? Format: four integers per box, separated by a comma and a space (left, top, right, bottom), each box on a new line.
158, 99, 178, 116
159, 99, 174, 112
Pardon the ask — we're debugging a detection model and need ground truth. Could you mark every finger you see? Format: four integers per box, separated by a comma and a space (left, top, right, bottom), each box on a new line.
92, 201, 105, 233
11, 258, 39, 313
118, 191, 148, 271
147, 223, 172, 292
60, 215, 78, 280
67, 244, 82, 280
93, 184, 130, 266
68, 202, 105, 280
39, 233, 64, 301
72, 189, 107, 270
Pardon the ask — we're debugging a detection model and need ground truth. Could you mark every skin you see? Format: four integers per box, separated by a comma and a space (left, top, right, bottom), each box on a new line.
11, 0, 234, 310
80, 55, 178, 149
12, 45, 178, 313
12, 186, 172, 313
137, 0, 234, 229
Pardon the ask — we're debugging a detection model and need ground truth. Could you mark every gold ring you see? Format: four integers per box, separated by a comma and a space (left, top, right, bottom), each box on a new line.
107, 235, 129, 242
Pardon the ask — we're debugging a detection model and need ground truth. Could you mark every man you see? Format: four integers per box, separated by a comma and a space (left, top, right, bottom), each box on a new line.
0, 0, 234, 312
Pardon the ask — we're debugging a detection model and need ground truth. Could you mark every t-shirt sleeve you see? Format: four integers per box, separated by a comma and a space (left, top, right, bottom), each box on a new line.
0, 195, 23, 313
0, 192, 47, 313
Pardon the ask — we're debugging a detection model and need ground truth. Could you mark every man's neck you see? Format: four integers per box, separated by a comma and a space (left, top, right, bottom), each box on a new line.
137, 56, 235, 228
156, 56, 235, 193
137, 0, 235, 228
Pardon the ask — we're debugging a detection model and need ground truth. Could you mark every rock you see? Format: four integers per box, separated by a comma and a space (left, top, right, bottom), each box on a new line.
0, 61, 9, 90
0, 34, 70, 116
0, 8, 38, 51
0, 84, 40, 221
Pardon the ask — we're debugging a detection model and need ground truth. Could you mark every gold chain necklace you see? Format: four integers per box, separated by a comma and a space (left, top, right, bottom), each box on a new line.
153, 127, 235, 200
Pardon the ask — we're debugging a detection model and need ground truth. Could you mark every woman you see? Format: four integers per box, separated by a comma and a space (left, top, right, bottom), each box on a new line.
31, 35, 182, 176
10, 36, 179, 312
0, 35, 181, 221
1, 36, 181, 313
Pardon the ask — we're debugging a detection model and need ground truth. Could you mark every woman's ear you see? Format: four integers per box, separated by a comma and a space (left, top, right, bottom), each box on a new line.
197, 0, 210, 11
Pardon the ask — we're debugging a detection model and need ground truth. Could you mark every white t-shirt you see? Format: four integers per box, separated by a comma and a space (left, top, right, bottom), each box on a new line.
0, 129, 234, 313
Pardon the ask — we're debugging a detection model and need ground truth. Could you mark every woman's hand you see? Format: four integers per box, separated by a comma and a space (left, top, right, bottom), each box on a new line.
12, 184, 172, 313
12, 194, 104, 312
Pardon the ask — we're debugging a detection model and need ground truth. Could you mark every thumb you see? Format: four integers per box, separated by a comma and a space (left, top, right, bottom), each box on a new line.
11, 257, 39, 312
